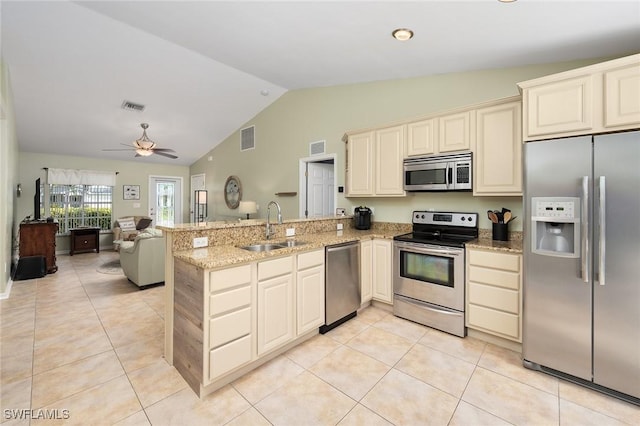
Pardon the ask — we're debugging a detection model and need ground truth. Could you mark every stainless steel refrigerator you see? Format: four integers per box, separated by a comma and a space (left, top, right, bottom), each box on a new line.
523, 130, 640, 404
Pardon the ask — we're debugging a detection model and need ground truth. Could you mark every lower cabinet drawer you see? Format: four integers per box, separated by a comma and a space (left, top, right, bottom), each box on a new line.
467, 304, 520, 341
209, 335, 252, 381
209, 307, 251, 348
209, 286, 251, 317
468, 282, 519, 314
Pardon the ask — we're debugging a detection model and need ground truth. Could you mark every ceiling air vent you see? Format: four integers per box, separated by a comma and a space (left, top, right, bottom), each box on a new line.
121, 100, 146, 112
241, 126, 255, 151
309, 140, 326, 156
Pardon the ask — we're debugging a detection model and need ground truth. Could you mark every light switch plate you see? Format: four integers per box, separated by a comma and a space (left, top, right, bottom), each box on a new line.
193, 237, 208, 248
286, 228, 295, 237
337, 224, 343, 230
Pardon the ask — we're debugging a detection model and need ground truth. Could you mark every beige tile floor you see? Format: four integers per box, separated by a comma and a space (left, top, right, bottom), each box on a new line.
1, 251, 639, 425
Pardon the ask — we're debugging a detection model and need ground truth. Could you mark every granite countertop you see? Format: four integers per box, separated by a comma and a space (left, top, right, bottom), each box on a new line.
173, 228, 402, 270
466, 237, 523, 254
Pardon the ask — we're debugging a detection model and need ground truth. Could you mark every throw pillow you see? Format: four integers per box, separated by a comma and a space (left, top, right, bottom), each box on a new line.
118, 217, 136, 231
136, 217, 153, 230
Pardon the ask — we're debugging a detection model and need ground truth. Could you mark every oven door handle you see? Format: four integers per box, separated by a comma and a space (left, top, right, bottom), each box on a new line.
396, 295, 461, 316
394, 242, 462, 257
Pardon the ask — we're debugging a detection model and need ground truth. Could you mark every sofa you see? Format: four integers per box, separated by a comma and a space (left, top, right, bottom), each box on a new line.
113, 216, 153, 250
118, 228, 165, 288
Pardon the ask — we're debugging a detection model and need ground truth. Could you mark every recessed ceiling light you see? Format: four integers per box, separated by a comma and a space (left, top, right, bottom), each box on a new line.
260, 89, 270, 96
392, 28, 414, 41
498, 0, 517, 3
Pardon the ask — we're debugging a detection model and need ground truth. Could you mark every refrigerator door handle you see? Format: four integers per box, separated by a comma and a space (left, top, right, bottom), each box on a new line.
598, 176, 606, 286
581, 176, 589, 283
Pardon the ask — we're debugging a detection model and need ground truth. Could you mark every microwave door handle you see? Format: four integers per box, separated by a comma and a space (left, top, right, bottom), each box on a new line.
446, 162, 452, 189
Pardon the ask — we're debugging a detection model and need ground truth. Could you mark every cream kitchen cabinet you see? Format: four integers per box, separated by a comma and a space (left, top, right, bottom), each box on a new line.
473, 99, 522, 196
406, 111, 471, 157
257, 256, 295, 355
519, 54, 640, 141
406, 118, 437, 156
371, 239, 393, 304
466, 248, 522, 342
207, 264, 254, 381
345, 125, 405, 197
360, 240, 373, 305
438, 111, 472, 153
296, 249, 325, 336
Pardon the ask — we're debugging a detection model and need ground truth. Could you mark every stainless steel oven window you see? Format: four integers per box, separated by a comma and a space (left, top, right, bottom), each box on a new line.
399, 250, 454, 288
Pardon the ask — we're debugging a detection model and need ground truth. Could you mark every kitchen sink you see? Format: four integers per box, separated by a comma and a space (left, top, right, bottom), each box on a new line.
239, 240, 308, 252
277, 240, 308, 248
240, 243, 286, 252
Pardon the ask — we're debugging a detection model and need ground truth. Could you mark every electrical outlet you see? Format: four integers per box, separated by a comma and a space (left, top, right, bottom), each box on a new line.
193, 237, 208, 248
286, 228, 295, 237
337, 223, 343, 230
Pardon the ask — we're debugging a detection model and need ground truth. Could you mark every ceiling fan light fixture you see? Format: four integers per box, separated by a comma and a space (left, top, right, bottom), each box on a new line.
392, 28, 414, 41
134, 123, 156, 149
135, 148, 153, 157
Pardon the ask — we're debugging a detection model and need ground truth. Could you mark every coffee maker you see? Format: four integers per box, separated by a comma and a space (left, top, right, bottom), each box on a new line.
354, 206, 372, 230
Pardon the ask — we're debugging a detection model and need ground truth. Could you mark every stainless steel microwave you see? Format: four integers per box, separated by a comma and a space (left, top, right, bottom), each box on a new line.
403, 152, 472, 191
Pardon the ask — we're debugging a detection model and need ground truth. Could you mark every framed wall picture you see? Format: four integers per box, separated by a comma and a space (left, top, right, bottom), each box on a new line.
123, 185, 140, 200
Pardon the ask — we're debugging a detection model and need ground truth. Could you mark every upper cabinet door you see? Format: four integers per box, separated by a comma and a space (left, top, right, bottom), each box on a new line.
407, 118, 436, 156
375, 125, 406, 196
604, 63, 640, 128
474, 101, 522, 196
438, 111, 471, 152
346, 131, 375, 196
524, 75, 593, 139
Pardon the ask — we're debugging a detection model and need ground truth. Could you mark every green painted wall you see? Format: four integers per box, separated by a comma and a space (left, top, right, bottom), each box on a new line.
17, 152, 190, 252
190, 57, 610, 231
1, 61, 19, 294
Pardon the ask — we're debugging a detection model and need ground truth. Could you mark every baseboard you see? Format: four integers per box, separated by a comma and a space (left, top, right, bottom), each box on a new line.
0, 277, 14, 300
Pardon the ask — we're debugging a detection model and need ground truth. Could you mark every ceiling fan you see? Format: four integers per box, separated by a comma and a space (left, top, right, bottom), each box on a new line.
103, 123, 178, 159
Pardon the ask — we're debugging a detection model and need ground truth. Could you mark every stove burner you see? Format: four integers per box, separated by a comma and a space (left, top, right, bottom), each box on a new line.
394, 211, 479, 247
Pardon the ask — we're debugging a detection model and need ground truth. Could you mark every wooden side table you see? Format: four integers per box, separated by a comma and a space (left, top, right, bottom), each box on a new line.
69, 227, 100, 255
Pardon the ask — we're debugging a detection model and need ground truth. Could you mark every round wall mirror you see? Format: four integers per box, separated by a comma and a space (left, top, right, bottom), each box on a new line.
224, 175, 242, 209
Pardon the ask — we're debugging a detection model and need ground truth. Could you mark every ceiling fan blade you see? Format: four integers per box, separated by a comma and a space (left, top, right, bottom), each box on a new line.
102, 148, 135, 151
154, 151, 178, 159
152, 148, 176, 152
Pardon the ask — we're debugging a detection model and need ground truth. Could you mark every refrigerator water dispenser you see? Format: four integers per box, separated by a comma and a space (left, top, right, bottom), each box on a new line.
531, 197, 580, 258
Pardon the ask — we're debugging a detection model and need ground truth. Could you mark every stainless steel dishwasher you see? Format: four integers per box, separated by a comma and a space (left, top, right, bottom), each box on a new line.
320, 241, 361, 334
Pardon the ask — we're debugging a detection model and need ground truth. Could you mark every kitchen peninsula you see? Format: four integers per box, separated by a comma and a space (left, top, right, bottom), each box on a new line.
158, 216, 408, 397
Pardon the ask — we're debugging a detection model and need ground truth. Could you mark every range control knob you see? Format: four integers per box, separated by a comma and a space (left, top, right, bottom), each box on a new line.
421, 214, 425, 219
415, 214, 420, 219
461, 217, 466, 221
468, 216, 473, 222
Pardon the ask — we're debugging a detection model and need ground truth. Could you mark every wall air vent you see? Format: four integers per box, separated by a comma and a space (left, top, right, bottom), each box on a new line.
309, 140, 326, 156
241, 126, 255, 151
121, 100, 146, 112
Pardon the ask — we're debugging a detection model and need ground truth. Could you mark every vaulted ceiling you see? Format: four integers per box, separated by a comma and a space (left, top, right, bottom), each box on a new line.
2, 1, 639, 166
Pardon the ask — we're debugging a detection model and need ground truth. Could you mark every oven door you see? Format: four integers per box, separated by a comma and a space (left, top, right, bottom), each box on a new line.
393, 241, 464, 311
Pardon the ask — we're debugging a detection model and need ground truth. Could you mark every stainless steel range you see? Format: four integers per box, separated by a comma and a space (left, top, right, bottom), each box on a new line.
393, 211, 478, 337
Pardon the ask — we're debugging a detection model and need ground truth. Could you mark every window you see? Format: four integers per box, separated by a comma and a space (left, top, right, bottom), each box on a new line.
49, 184, 113, 234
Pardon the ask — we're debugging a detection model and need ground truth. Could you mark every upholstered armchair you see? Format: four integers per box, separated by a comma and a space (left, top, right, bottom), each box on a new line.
118, 228, 165, 287
112, 216, 152, 250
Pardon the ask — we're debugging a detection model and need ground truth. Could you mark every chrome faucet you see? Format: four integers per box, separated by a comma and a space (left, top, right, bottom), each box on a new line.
266, 201, 282, 239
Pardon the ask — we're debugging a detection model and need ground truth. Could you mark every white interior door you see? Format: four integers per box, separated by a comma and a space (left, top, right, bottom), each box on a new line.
149, 176, 182, 226
190, 174, 205, 222
307, 162, 334, 217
